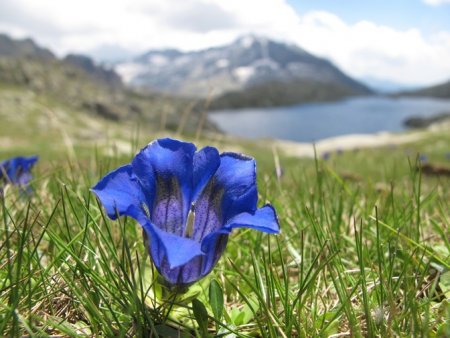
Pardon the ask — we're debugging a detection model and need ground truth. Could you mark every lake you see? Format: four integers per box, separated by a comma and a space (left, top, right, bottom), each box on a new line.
208, 96, 450, 142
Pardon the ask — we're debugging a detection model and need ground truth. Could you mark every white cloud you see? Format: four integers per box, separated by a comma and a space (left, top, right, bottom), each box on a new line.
1, 0, 450, 85
423, 0, 450, 6
288, 11, 450, 85
0, 0, 299, 54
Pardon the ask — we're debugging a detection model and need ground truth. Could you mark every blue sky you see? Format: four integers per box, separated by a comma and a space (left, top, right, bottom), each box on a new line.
1, 0, 450, 85
288, 0, 450, 33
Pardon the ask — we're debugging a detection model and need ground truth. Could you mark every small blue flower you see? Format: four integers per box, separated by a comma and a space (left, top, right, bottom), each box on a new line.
92, 138, 280, 287
419, 154, 428, 163
321, 151, 330, 160
0, 155, 38, 189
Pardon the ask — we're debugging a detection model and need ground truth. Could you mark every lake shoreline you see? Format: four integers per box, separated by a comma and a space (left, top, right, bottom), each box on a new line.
209, 96, 450, 143
273, 131, 424, 158
272, 118, 449, 158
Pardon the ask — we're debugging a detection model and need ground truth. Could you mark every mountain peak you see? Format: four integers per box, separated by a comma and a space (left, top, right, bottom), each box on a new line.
115, 35, 371, 100
234, 34, 269, 48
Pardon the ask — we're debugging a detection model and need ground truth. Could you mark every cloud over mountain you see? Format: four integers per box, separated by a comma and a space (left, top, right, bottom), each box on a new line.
1, 0, 450, 85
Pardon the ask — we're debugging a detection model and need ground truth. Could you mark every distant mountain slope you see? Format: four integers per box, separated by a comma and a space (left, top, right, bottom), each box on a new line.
209, 79, 363, 110
64, 54, 123, 88
0, 34, 121, 88
399, 79, 450, 99
0, 34, 216, 133
358, 76, 421, 94
116, 35, 372, 107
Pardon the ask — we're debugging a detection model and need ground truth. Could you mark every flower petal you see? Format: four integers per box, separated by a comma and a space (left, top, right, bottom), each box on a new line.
199, 232, 228, 274
191, 179, 224, 242
1, 156, 38, 184
16, 172, 32, 186
24, 155, 39, 167
185, 146, 221, 242
91, 164, 147, 220
177, 232, 228, 286
132, 138, 196, 235
214, 153, 258, 221
154, 232, 228, 286
224, 204, 280, 234
158, 256, 205, 286
192, 146, 220, 201
189, 153, 258, 242
142, 221, 204, 269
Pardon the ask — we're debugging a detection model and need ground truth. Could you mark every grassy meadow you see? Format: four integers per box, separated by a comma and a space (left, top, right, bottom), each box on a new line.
1, 100, 450, 337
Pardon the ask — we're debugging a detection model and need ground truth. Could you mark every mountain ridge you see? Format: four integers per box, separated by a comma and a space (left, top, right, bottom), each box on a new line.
397, 79, 450, 99
115, 35, 372, 108
0, 33, 216, 134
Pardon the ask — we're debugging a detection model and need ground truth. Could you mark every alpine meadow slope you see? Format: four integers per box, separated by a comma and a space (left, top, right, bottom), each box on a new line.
0, 33, 217, 152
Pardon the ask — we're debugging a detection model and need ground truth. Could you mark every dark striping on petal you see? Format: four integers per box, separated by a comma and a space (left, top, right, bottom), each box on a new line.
175, 255, 204, 286
202, 234, 228, 276
157, 257, 197, 286
158, 257, 177, 285
192, 178, 224, 242
157, 237, 227, 286
152, 175, 184, 236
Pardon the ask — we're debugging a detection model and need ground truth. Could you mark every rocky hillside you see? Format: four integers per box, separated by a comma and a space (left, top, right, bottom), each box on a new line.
116, 35, 372, 108
0, 33, 54, 59
0, 34, 215, 134
64, 54, 123, 88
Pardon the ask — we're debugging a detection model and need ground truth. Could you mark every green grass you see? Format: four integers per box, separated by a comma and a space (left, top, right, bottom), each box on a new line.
1, 127, 449, 337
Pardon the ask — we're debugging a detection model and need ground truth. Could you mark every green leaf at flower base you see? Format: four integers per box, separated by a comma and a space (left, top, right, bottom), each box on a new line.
209, 279, 224, 320
154, 324, 191, 338
229, 304, 254, 326
192, 298, 209, 337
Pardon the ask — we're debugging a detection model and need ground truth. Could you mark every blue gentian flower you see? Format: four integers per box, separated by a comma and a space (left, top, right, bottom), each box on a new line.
92, 138, 280, 287
0, 155, 38, 189
321, 151, 330, 160
419, 154, 428, 163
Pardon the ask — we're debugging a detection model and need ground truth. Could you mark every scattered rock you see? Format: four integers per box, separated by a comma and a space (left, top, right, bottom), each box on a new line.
404, 112, 450, 128
419, 163, 450, 177
82, 101, 120, 121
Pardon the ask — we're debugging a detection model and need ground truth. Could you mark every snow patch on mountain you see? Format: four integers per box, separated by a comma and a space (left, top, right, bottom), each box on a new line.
115, 62, 147, 84
234, 66, 255, 82
148, 54, 169, 66
216, 58, 229, 68
114, 35, 371, 97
